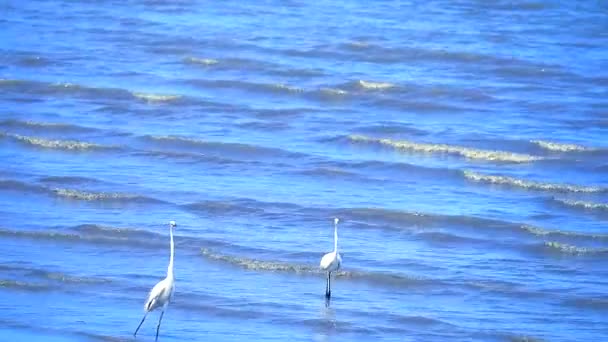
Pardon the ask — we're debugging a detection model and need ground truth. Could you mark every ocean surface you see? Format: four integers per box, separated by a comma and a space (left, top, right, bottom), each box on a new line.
1, 1, 607, 341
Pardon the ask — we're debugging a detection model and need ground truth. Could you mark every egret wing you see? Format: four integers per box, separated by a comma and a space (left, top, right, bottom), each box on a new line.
145, 280, 167, 312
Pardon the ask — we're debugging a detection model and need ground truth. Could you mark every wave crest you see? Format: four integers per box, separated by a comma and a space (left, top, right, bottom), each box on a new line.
53, 188, 158, 203
521, 225, 608, 241
200, 248, 433, 287
4, 133, 111, 151
464, 171, 605, 193
356, 80, 395, 90
132, 92, 182, 102
36, 270, 111, 284
297, 167, 359, 178
531, 140, 594, 152
145, 134, 298, 158
0, 119, 95, 133
319, 87, 349, 96
0, 279, 51, 292
552, 198, 608, 211
0, 265, 111, 285
202, 248, 315, 273
0, 178, 160, 204
184, 56, 219, 65
349, 135, 541, 163
0, 226, 162, 249
544, 241, 608, 255
272, 83, 304, 93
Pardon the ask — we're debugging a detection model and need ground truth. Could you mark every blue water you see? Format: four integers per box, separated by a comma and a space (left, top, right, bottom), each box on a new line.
1, 1, 608, 341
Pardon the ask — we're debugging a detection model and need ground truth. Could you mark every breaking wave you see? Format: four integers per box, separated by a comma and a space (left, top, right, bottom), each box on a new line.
543, 241, 608, 256
0, 178, 162, 204
531, 140, 595, 152
349, 135, 541, 162
2, 133, 113, 151
131, 91, 182, 102
521, 225, 608, 240
53, 188, 161, 203
552, 198, 608, 212
200, 248, 437, 288
355, 80, 395, 90
183, 56, 219, 65
271, 83, 304, 93
464, 171, 606, 193
318, 87, 349, 96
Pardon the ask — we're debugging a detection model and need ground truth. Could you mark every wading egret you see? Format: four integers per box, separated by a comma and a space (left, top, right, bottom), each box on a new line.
320, 218, 342, 302
134, 220, 176, 341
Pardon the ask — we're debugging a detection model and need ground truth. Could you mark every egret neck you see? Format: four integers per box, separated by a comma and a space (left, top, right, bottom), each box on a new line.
167, 225, 175, 279
333, 219, 338, 252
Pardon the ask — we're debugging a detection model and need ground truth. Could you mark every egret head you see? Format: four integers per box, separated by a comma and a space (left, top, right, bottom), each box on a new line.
169, 220, 177, 228
334, 217, 339, 225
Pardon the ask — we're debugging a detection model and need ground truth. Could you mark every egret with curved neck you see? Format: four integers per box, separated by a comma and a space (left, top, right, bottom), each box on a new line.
319, 218, 342, 303
134, 220, 176, 341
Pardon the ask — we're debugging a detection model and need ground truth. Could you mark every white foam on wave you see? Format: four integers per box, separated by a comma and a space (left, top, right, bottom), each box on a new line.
349, 135, 541, 163
132, 92, 181, 102
464, 171, 605, 193
53, 188, 143, 201
357, 80, 395, 90
521, 224, 608, 240
544, 241, 608, 255
7, 133, 106, 150
320, 87, 348, 96
531, 140, 594, 152
52, 82, 80, 89
184, 56, 219, 65
347, 41, 370, 48
272, 83, 304, 93
201, 248, 318, 274
20, 120, 70, 128
553, 198, 608, 211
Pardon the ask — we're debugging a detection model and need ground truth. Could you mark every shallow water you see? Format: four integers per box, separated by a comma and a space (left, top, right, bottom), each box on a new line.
1, 1, 607, 341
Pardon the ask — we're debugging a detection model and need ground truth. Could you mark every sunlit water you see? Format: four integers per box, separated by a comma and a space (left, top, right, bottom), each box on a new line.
1, 1, 607, 341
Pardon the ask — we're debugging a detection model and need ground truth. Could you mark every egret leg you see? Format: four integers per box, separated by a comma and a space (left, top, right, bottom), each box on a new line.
155, 310, 165, 342
325, 272, 331, 299
328, 272, 332, 299
134, 313, 147, 337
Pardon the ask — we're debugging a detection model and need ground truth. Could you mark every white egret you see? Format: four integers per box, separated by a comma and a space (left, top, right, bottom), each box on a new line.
134, 220, 176, 341
320, 217, 342, 301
